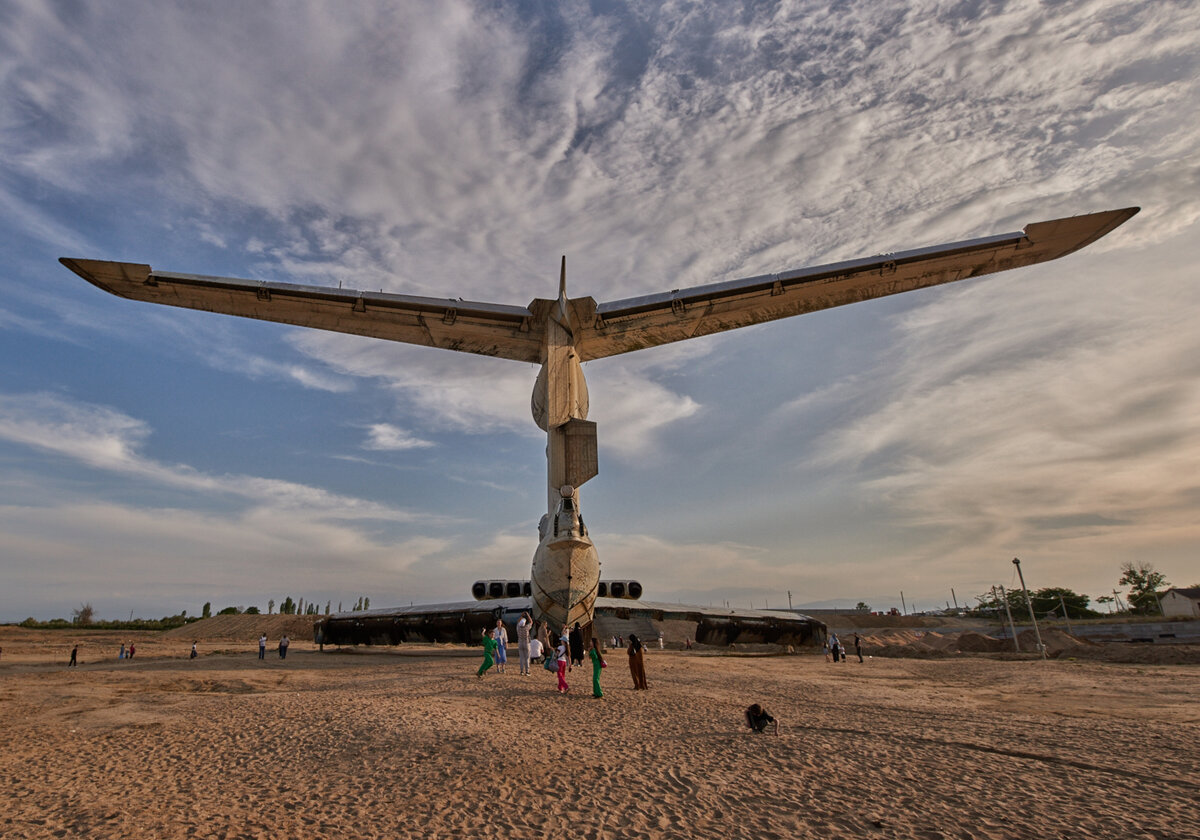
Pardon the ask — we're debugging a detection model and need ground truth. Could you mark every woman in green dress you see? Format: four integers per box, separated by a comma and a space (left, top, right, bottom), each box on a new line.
588, 636, 606, 698
477, 628, 497, 678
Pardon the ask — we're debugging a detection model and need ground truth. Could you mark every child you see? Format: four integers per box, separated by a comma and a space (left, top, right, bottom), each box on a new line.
745, 703, 778, 735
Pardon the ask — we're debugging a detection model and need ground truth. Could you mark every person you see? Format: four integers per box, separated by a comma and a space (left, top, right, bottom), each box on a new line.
611, 635, 617, 649
830, 633, 841, 663
516, 612, 532, 676
627, 634, 648, 690
119, 643, 125, 660
190, 641, 198, 660
529, 634, 543, 665
494, 619, 508, 674
657, 631, 664, 649
823, 638, 831, 662
555, 633, 570, 693
854, 632, 863, 663
588, 637, 606, 698
258, 633, 267, 660
278, 635, 289, 660
128, 642, 136, 659
745, 703, 778, 735
568, 622, 584, 666
477, 628, 497, 678
69, 645, 78, 667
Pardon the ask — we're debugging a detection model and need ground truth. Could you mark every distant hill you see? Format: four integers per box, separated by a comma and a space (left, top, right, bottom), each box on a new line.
161, 614, 318, 642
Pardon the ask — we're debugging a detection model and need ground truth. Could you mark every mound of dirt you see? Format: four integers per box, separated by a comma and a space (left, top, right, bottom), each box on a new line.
1016, 627, 1097, 657
161, 614, 317, 642
953, 632, 1010, 653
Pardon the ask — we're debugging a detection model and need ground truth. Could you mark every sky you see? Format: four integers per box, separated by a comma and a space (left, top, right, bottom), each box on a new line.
2, 0, 1198, 622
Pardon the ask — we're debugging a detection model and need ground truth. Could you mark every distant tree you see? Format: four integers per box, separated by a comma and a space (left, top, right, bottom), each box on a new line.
338, 601, 343, 612
855, 602, 870, 612
281, 596, 295, 615
1030, 587, 1096, 619
181, 609, 187, 618
1119, 562, 1169, 615
325, 601, 331, 615
72, 602, 95, 626
970, 589, 1024, 617
245, 606, 260, 615
364, 597, 370, 610
1095, 594, 1115, 613
298, 598, 305, 615
268, 599, 275, 615
217, 606, 240, 615
354, 597, 362, 611
202, 602, 212, 619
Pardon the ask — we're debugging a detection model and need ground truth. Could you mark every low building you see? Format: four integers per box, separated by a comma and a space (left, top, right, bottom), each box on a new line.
1158, 587, 1200, 618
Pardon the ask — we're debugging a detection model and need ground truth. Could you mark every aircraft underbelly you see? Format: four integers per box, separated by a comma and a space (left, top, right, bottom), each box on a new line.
530, 537, 599, 632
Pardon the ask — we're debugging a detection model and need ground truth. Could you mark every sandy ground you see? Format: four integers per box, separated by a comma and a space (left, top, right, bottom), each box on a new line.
1, 627, 1197, 840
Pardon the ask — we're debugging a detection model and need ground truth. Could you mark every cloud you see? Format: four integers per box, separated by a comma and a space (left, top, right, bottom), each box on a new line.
288, 328, 703, 458
802, 235, 1200, 574
0, 500, 452, 612
3, 0, 1200, 616
363, 422, 435, 451
0, 391, 433, 522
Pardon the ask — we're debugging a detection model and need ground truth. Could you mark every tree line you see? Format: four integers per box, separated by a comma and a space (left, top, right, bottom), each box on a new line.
14, 596, 377, 629
198, 596, 371, 618
972, 561, 1189, 619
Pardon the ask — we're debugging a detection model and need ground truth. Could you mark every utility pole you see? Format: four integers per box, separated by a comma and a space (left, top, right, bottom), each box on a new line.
900, 591, 907, 615
996, 585, 1019, 652
788, 590, 792, 611
1013, 558, 1046, 659
951, 588, 959, 612
1112, 589, 1126, 612
1059, 593, 1073, 634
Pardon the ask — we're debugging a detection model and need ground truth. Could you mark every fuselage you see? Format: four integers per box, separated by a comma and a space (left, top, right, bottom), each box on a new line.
528, 258, 601, 635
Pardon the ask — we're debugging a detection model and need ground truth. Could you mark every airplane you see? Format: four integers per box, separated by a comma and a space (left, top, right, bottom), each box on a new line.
61, 206, 1138, 646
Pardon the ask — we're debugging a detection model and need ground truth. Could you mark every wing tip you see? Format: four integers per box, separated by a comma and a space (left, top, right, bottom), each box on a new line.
1022, 206, 1141, 259
59, 257, 153, 297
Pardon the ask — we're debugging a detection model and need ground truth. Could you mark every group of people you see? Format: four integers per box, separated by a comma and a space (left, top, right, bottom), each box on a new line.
258, 633, 289, 659
825, 632, 864, 663
475, 614, 649, 697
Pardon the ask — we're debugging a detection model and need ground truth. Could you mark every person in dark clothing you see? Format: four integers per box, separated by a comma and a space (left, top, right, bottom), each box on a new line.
627, 634, 648, 690
745, 703, 778, 734
568, 622, 585, 666
854, 632, 864, 663
68, 645, 78, 667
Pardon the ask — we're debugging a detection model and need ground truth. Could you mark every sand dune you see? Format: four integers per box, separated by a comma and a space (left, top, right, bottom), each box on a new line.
1, 626, 1196, 839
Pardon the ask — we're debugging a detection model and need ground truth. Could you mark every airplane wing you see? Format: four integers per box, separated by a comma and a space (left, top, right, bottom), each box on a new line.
59, 258, 544, 364
315, 596, 825, 647
317, 598, 532, 646
573, 207, 1139, 361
